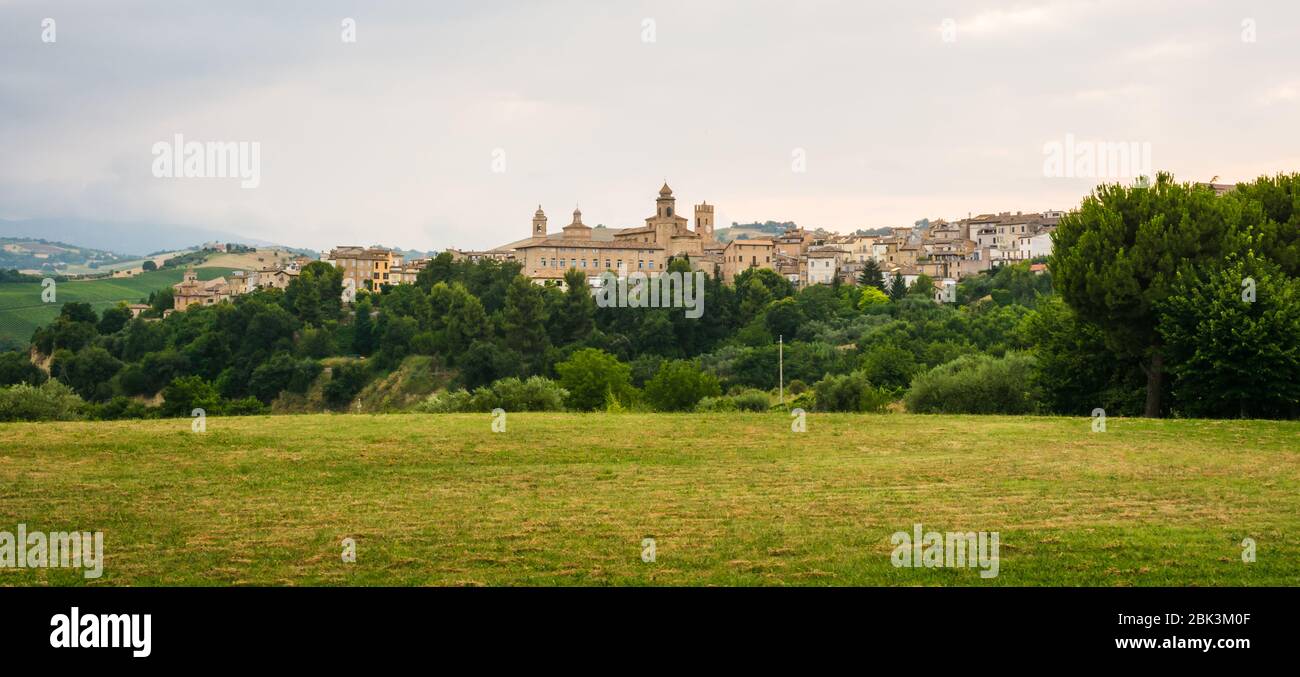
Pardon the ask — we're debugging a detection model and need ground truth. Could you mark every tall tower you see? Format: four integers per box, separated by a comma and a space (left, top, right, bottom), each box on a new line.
695, 202, 715, 241
532, 205, 547, 237
656, 182, 676, 218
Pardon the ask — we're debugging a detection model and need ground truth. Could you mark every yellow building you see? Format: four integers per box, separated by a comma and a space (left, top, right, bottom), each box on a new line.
721, 238, 776, 284
327, 246, 400, 290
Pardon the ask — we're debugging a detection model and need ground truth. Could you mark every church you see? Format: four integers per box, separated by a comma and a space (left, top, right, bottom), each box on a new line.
498, 183, 723, 284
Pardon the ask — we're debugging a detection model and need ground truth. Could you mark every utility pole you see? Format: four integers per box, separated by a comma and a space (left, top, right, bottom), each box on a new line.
779, 334, 784, 406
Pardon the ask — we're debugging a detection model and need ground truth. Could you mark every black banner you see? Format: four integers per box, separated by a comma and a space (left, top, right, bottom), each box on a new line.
0, 586, 1290, 665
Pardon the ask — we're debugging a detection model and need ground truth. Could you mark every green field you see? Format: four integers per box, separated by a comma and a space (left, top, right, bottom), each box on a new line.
1, 413, 1296, 586
0, 267, 236, 349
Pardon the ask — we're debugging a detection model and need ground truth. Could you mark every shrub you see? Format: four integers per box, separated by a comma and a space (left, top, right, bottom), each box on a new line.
90, 396, 155, 420
694, 396, 737, 412
0, 351, 46, 387
0, 380, 85, 422
324, 361, 370, 408
222, 396, 268, 416
469, 376, 567, 412
905, 352, 1040, 414
161, 375, 221, 418
643, 360, 721, 412
732, 389, 771, 412
555, 348, 632, 411
416, 389, 474, 413
812, 371, 892, 413
416, 377, 567, 413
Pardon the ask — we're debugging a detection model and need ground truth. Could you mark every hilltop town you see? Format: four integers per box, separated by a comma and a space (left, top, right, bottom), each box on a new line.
174, 181, 1059, 312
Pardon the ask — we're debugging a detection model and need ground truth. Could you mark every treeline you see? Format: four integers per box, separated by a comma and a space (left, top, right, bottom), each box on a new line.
0, 173, 1296, 421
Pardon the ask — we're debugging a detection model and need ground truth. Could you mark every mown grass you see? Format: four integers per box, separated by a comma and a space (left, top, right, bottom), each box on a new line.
0, 413, 1296, 586
0, 267, 236, 348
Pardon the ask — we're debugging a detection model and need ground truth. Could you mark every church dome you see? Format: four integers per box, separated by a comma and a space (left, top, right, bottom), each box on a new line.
659, 182, 673, 197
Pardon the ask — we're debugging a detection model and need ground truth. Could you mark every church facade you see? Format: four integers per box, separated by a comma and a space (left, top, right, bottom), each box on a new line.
506, 183, 722, 284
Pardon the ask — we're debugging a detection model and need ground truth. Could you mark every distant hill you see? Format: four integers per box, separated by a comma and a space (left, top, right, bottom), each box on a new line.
0, 218, 278, 257
715, 220, 797, 243
0, 237, 132, 274
0, 266, 237, 351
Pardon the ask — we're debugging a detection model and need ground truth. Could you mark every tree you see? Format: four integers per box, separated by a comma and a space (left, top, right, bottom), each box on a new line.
764, 297, 805, 341
1052, 173, 1242, 416
858, 343, 918, 391
56, 346, 122, 401
59, 302, 98, 325
323, 362, 369, 408
501, 276, 550, 372
909, 274, 935, 298
458, 340, 523, 389
550, 269, 594, 345
0, 351, 47, 387
284, 261, 343, 325
738, 277, 774, 325
141, 260, 157, 272
887, 273, 907, 301
352, 298, 376, 356
643, 359, 721, 411
416, 252, 456, 290
1156, 253, 1300, 418
555, 348, 632, 411
444, 284, 490, 357
98, 305, 132, 335
161, 375, 221, 417
1018, 297, 1145, 416
858, 286, 889, 310
858, 260, 885, 289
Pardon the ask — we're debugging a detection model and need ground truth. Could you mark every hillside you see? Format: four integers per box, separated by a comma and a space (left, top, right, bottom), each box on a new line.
0, 266, 236, 350
0, 237, 136, 275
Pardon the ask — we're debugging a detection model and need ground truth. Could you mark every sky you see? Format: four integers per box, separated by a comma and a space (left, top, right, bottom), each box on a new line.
2, 0, 1298, 252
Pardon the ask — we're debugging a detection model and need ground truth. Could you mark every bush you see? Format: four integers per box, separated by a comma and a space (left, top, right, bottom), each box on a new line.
223, 396, 268, 416
469, 376, 567, 412
0, 351, 46, 387
90, 396, 155, 420
732, 389, 771, 412
643, 360, 721, 412
905, 353, 1040, 414
416, 389, 474, 413
161, 375, 221, 418
555, 348, 632, 411
812, 371, 892, 412
324, 361, 370, 408
416, 376, 568, 413
694, 396, 737, 412
0, 380, 85, 422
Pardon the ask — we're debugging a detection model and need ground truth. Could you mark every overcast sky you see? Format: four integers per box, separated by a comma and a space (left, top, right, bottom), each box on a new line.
2, 0, 1298, 251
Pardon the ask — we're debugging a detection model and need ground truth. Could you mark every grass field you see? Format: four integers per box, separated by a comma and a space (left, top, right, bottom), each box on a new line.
1, 413, 1296, 586
0, 267, 236, 348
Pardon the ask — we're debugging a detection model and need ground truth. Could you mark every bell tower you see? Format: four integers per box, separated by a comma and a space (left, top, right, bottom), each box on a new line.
532, 205, 547, 237
695, 202, 715, 241
656, 182, 676, 218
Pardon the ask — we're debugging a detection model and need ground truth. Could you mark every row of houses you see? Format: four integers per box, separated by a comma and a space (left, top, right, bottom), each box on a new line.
167, 184, 1060, 314
171, 263, 304, 311
445, 183, 1059, 298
